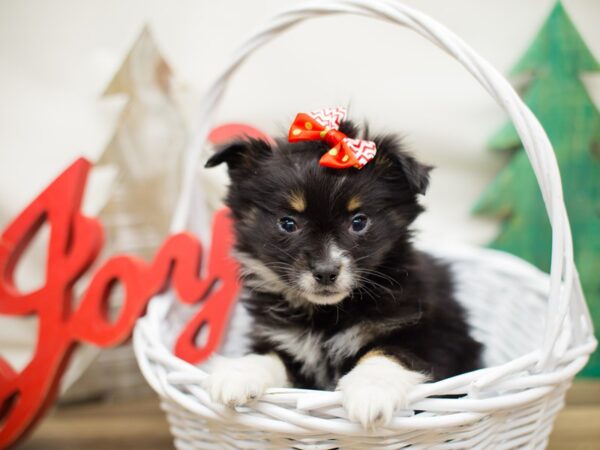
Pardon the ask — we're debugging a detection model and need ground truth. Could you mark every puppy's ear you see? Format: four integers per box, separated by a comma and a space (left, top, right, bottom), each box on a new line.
373, 135, 432, 195
205, 138, 272, 176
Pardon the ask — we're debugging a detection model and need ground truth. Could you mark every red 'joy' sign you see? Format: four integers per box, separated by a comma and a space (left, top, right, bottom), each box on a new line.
0, 124, 269, 447
0, 158, 240, 447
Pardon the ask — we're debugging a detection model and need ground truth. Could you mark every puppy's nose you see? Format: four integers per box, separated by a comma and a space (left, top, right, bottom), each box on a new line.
312, 263, 340, 286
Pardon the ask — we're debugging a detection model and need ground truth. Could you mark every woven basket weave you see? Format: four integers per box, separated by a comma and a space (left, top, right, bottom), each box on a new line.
133, 1, 597, 448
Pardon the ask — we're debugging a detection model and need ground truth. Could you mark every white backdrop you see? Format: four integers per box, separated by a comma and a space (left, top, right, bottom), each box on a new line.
1, 0, 599, 385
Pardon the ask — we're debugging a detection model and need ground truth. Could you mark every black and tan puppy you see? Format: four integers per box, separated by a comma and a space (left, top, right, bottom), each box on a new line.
203, 115, 481, 428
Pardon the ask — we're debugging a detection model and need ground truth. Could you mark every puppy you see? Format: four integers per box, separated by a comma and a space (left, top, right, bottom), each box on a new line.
203, 111, 482, 428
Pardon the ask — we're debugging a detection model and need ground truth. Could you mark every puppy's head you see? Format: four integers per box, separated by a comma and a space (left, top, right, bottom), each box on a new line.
205, 120, 431, 306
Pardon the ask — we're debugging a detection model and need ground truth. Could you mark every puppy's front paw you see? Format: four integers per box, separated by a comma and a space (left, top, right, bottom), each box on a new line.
340, 379, 398, 429
202, 354, 287, 407
337, 355, 425, 429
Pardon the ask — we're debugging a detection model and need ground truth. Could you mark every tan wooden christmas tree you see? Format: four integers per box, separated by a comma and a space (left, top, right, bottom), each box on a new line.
64, 27, 189, 403
98, 26, 187, 260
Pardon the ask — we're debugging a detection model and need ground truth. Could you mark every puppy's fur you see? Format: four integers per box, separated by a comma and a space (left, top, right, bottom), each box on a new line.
204, 119, 482, 428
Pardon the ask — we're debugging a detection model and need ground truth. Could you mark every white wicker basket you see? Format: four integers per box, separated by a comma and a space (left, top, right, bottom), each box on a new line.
133, 1, 597, 448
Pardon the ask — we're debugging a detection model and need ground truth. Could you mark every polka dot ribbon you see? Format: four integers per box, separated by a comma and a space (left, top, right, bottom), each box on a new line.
288, 107, 377, 169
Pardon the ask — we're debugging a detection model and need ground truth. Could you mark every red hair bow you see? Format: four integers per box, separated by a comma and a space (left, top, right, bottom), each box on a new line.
288, 107, 377, 169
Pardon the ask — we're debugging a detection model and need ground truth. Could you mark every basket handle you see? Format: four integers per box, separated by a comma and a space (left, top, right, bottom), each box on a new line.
170, 0, 592, 370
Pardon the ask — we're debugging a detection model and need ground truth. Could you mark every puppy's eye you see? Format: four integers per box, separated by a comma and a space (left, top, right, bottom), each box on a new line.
278, 217, 299, 233
350, 214, 369, 233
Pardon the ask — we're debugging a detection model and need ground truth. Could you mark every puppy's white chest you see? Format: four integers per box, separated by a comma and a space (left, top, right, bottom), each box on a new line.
256, 326, 327, 380
256, 323, 374, 388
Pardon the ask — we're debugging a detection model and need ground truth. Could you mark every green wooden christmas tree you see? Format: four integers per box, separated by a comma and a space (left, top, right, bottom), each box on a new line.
474, 2, 600, 376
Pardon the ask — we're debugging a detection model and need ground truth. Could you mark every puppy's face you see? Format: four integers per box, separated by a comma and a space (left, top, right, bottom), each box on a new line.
206, 121, 431, 306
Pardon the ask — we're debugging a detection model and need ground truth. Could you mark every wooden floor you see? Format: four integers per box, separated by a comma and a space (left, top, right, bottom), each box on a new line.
22, 381, 600, 449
